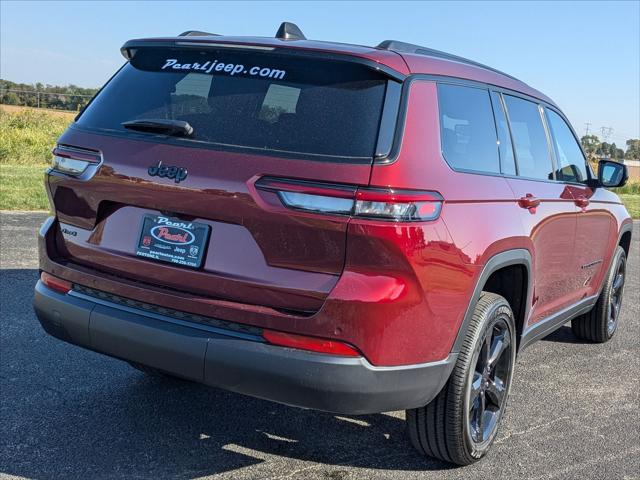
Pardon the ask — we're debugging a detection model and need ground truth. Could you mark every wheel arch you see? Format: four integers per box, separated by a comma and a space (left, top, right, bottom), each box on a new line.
618, 224, 632, 258
596, 222, 634, 297
450, 249, 533, 355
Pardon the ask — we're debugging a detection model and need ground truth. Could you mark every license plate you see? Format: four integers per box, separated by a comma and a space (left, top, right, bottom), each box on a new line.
135, 214, 210, 269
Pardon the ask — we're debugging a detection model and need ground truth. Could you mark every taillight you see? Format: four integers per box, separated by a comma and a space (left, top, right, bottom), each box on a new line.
354, 188, 442, 221
51, 145, 101, 177
263, 329, 361, 357
40, 272, 72, 294
255, 177, 442, 221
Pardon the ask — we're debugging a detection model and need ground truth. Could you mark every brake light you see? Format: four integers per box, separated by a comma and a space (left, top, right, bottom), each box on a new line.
354, 188, 442, 221
255, 177, 442, 221
51, 145, 101, 177
263, 329, 361, 357
40, 272, 72, 294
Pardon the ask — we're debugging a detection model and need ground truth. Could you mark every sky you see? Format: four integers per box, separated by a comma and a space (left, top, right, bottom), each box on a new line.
1, 1, 639, 144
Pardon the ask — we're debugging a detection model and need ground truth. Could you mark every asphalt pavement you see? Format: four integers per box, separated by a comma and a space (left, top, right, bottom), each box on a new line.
1, 212, 638, 480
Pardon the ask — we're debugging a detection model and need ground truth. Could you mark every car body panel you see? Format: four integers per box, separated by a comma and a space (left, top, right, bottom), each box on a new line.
37, 35, 632, 380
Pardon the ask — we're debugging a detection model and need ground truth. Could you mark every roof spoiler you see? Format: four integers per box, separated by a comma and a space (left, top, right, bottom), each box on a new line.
119, 30, 406, 82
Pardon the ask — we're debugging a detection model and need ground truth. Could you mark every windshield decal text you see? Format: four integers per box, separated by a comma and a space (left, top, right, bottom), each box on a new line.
161, 58, 286, 79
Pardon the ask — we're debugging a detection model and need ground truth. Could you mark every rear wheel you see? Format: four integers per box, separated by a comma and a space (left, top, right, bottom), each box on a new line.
571, 246, 627, 343
407, 292, 516, 465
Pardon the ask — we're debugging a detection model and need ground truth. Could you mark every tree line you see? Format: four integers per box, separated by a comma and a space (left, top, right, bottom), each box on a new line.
1, 78, 639, 160
0, 79, 98, 111
581, 135, 639, 161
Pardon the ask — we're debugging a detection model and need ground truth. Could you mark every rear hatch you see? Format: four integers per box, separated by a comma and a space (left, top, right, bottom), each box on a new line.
48, 42, 402, 314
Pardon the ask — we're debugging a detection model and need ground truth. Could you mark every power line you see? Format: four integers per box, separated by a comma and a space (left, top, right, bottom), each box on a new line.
599, 126, 613, 143
584, 122, 592, 136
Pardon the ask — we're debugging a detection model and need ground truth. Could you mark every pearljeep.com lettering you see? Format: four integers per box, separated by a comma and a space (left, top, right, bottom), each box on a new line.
161, 58, 286, 79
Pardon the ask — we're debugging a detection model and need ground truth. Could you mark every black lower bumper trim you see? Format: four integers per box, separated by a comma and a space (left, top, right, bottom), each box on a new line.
33, 281, 456, 414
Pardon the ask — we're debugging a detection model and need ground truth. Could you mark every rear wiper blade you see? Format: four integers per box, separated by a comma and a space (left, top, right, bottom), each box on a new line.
122, 119, 194, 137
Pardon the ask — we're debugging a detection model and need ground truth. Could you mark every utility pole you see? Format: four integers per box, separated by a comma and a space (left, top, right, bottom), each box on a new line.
584, 122, 591, 136
599, 127, 614, 159
599, 126, 613, 143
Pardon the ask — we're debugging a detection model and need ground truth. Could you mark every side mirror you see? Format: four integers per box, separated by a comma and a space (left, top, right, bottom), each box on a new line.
598, 160, 628, 188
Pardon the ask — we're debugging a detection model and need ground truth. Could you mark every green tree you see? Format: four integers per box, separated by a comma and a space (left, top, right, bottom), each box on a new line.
609, 143, 621, 159
0, 78, 98, 111
0, 91, 20, 105
581, 134, 600, 160
625, 139, 639, 160
597, 141, 611, 158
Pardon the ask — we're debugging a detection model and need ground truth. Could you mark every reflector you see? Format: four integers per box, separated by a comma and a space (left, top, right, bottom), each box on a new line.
263, 330, 361, 357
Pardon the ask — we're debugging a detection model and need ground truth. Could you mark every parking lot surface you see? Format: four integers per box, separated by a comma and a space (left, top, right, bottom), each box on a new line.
1, 212, 638, 479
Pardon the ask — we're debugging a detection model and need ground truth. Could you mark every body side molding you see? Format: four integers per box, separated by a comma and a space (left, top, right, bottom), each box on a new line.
518, 295, 598, 351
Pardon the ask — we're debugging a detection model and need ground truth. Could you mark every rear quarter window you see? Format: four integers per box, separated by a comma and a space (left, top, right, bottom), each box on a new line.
438, 84, 500, 174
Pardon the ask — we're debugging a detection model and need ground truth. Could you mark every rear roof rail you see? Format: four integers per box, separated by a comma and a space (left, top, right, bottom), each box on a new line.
376, 40, 521, 82
179, 30, 219, 37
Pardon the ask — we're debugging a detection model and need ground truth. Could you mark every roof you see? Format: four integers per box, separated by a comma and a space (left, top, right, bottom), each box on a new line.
122, 33, 556, 106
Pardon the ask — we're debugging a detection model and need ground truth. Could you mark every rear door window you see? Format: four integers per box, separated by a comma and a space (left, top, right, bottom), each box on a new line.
76, 48, 390, 160
545, 109, 588, 183
438, 84, 500, 174
503, 95, 554, 180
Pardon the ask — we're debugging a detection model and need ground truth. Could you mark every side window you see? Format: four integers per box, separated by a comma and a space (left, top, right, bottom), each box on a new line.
503, 95, 554, 180
258, 84, 301, 123
546, 109, 588, 183
171, 73, 214, 115
490, 91, 516, 175
438, 84, 500, 174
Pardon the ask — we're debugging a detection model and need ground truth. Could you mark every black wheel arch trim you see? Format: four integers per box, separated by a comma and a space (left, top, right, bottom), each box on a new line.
595, 222, 632, 300
451, 249, 533, 354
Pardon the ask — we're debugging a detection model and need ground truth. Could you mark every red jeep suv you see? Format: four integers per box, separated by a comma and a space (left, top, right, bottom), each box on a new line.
34, 23, 632, 465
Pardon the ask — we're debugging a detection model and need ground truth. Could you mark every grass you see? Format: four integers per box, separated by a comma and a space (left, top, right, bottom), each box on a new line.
619, 194, 640, 219
0, 107, 71, 165
0, 105, 639, 217
0, 107, 70, 210
0, 164, 49, 210
613, 181, 640, 195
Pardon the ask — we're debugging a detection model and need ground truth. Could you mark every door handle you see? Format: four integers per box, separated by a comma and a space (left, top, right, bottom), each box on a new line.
574, 196, 590, 209
518, 194, 541, 210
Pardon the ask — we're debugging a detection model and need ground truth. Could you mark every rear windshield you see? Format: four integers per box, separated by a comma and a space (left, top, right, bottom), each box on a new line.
76, 47, 390, 160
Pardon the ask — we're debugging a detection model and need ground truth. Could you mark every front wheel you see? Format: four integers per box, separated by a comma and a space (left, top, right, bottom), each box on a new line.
407, 292, 516, 465
572, 246, 627, 343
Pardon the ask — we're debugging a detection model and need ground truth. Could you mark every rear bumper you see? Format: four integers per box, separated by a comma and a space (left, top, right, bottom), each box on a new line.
34, 280, 456, 414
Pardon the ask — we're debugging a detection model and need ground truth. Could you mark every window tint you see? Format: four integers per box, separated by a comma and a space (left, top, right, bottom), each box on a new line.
438, 84, 500, 173
77, 49, 388, 159
258, 84, 300, 123
171, 73, 213, 115
546, 109, 588, 183
490, 91, 516, 175
503, 95, 553, 180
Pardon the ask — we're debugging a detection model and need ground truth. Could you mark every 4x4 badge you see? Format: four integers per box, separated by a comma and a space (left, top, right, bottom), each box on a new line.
147, 160, 188, 184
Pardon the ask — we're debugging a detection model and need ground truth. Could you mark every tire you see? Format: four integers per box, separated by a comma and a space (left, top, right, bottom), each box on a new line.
407, 292, 517, 465
571, 246, 627, 343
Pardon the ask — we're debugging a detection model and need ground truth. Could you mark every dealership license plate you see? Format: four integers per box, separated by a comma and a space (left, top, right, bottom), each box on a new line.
135, 214, 210, 269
